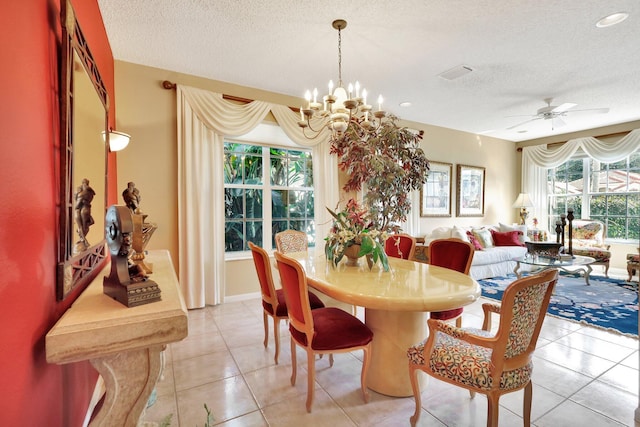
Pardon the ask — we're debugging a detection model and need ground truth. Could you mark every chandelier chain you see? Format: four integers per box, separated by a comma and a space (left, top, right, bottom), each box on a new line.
337, 26, 342, 87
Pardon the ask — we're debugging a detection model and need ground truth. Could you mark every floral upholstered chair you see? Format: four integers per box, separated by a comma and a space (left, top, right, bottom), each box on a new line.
275, 229, 308, 253
407, 269, 559, 427
566, 219, 611, 277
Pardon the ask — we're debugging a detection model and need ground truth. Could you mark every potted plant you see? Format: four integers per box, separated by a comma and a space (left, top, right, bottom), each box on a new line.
325, 198, 389, 271
330, 115, 430, 232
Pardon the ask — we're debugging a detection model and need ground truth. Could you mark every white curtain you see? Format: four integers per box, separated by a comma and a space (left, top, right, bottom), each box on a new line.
522, 128, 640, 228
177, 85, 337, 308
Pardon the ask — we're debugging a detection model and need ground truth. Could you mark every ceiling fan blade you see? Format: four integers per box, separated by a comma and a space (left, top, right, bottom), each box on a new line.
568, 107, 610, 114
552, 103, 577, 113
507, 117, 541, 130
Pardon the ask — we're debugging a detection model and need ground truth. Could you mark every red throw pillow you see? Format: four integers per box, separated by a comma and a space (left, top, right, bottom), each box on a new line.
466, 231, 483, 250
490, 229, 525, 247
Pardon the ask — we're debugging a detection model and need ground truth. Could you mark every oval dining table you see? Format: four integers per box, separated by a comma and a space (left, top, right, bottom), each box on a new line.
284, 251, 481, 397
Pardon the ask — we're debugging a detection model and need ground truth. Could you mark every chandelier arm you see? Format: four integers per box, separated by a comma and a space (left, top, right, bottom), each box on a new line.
301, 125, 330, 140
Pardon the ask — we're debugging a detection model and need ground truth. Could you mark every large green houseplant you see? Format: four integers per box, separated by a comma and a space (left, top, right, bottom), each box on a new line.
330, 114, 430, 232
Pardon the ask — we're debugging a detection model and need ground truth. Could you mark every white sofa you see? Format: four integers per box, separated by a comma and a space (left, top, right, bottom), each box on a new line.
424, 224, 528, 280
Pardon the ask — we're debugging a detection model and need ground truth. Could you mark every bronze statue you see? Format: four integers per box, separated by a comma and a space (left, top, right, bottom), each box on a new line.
74, 178, 95, 252
122, 181, 141, 214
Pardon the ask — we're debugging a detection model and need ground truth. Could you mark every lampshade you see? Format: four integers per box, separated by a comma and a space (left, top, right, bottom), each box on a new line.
102, 130, 131, 152
512, 193, 534, 208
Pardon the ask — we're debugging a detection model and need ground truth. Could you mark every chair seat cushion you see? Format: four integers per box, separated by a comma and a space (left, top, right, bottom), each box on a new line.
264, 289, 324, 317
290, 307, 373, 350
571, 247, 611, 262
407, 328, 532, 392
430, 307, 463, 321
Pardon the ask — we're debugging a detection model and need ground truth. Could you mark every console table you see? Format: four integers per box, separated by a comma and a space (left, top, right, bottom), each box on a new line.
46, 250, 188, 427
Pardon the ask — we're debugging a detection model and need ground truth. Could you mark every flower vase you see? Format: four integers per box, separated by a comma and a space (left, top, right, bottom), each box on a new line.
344, 244, 362, 266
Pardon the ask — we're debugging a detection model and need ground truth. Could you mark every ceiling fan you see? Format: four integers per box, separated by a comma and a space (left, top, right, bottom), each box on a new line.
507, 98, 610, 131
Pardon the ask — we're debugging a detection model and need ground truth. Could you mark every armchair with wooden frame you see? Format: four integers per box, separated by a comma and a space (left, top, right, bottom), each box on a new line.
384, 233, 417, 260
407, 269, 559, 427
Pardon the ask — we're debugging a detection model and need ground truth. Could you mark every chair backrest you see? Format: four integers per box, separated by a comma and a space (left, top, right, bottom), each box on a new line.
248, 242, 278, 310
490, 269, 558, 374
427, 238, 475, 274
384, 233, 416, 260
274, 252, 315, 346
275, 230, 308, 253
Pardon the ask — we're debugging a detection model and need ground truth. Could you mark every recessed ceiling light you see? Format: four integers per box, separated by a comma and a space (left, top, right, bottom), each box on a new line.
596, 12, 629, 28
399, 101, 412, 107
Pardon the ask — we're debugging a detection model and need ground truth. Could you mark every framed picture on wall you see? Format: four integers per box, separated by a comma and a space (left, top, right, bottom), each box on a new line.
456, 164, 485, 217
420, 161, 452, 217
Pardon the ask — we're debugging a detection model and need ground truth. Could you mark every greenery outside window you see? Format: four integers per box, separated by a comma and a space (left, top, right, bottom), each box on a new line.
547, 152, 640, 241
224, 142, 314, 252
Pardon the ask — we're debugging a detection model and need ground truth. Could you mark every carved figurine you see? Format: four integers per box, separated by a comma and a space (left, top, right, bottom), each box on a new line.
74, 178, 95, 254
122, 181, 141, 214
103, 205, 160, 307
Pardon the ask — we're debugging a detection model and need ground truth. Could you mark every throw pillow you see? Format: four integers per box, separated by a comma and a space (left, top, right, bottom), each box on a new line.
491, 229, 525, 247
472, 228, 494, 249
498, 222, 529, 243
466, 231, 483, 250
452, 225, 470, 242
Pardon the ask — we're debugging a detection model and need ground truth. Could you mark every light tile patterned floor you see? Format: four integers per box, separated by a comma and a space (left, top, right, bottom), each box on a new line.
141, 270, 639, 426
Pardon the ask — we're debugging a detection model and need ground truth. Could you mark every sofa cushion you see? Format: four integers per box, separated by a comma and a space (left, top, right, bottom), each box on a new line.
491, 229, 525, 247
466, 231, 483, 251
472, 228, 494, 249
499, 223, 529, 244
473, 246, 527, 266
452, 225, 470, 242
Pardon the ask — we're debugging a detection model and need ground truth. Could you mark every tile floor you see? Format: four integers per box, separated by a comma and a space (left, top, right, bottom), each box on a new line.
141, 270, 639, 426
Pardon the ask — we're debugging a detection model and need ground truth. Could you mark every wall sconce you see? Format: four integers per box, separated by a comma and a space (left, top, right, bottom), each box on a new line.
102, 129, 131, 152
512, 193, 534, 225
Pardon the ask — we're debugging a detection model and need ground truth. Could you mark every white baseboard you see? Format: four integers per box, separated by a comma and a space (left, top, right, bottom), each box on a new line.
223, 291, 261, 303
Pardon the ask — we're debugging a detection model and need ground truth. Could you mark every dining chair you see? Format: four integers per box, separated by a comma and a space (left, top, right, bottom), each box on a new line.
428, 238, 475, 327
384, 233, 416, 260
274, 251, 373, 413
248, 242, 324, 364
275, 229, 308, 253
407, 269, 559, 427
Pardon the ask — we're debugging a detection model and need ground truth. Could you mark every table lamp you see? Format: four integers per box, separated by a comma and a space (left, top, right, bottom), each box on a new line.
512, 193, 534, 225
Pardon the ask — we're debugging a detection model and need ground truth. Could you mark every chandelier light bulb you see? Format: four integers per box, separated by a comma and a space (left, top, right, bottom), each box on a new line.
362, 89, 367, 105
377, 95, 384, 111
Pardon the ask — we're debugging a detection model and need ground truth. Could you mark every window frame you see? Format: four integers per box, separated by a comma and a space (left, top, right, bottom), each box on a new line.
224, 139, 315, 258
546, 151, 640, 243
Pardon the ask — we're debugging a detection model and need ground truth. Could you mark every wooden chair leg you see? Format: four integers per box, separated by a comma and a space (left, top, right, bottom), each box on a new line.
455, 316, 462, 328
262, 312, 269, 348
486, 394, 500, 427
273, 317, 280, 364
290, 338, 297, 386
360, 345, 371, 403
306, 349, 316, 413
409, 364, 422, 426
523, 381, 532, 426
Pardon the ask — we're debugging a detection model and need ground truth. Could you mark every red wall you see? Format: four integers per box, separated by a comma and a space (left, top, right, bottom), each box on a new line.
0, 0, 115, 425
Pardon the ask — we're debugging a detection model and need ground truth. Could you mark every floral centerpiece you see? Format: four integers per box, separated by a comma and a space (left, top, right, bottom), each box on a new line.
325, 198, 389, 271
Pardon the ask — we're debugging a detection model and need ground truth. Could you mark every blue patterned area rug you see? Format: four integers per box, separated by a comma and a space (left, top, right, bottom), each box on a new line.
478, 272, 638, 337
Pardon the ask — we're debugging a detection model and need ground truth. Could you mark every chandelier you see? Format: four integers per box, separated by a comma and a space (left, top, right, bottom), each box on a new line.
298, 19, 388, 140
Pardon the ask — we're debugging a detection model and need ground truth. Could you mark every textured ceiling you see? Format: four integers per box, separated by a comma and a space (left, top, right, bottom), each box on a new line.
97, 0, 640, 142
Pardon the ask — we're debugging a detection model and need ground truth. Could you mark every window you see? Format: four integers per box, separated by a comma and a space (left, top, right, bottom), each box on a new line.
224, 142, 314, 252
547, 152, 640, 241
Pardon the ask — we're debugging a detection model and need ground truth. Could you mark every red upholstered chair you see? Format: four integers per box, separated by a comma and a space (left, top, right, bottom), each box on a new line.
274, 251, 373, 413
248, 242, 324, 364
384, 233, 417, 260
428, 238, 475, 327
407, 269, 558, 427
275, 229, 308, 253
